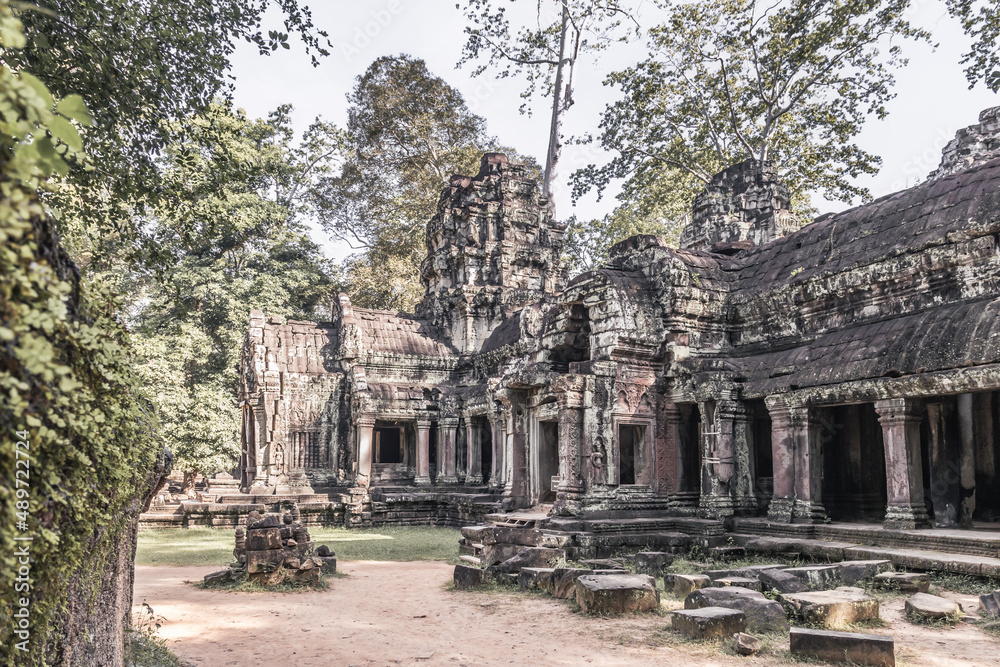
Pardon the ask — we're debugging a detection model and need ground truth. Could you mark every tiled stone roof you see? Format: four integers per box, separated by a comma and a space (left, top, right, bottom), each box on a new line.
351, 307, 455, 357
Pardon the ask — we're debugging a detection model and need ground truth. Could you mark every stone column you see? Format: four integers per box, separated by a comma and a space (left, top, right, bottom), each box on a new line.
794, 407, 827, 524
698, 400, 735, 519
728, 401, 757, 515
927, 402, 959, 528
466, 420, 483, 484
355, 415, 375, 488
438, 417, 459, 484
489, 414, 505, 490
415, 420, 431, 486
554, 405, 585, 515
765, 403, 800, 523
659, 400, 682, 498
957, 393, 977, 528
875, 398, 931, 529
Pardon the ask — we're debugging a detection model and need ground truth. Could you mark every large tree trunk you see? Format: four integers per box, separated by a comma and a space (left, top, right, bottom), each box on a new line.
542, 1, 571, 200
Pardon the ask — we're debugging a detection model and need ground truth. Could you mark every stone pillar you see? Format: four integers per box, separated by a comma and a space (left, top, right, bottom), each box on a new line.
466, 420, 482, 484
489, 414, 505, 490
795, 408, 827, 524
765, 404, 798, 522
438, 417, 459, 484
659, 400, 682, 498
698, 400, 735, 519
356, 415, 375, 488
875, 398, 931, 529
554, 406, 585, 516
415, 420, 431, 485
728, 401, 757, 515
927, 402, 959, 528
957, 393, 977, 528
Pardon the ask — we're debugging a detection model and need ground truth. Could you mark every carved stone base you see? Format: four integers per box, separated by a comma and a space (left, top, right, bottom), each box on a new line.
437, 475, 459, 485
465, 474, 483, 485
767, 497, 795, 523
413, 475, 432, 486
883, 503, 931, 530
697, 494, 735, 519
792, 499, 827, 524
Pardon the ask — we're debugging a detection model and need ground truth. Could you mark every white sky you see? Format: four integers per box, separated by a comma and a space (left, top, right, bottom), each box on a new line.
229, 1, 999, 261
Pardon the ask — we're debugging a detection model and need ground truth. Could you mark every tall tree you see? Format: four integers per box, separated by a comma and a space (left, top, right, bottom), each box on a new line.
311, 54, 536, 312
458, 0, 638, 198
571, 0, 929, 262
7, 0, 331, 269
131, 102, 337, 489
948, 0, 1000, 91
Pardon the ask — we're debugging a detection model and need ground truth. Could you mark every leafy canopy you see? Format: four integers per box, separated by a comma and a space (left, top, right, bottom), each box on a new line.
948, 0, 1000, 91
570, 0, 929, 267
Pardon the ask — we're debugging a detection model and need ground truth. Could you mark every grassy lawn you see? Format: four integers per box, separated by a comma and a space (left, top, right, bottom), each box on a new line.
136, 525, 461, 567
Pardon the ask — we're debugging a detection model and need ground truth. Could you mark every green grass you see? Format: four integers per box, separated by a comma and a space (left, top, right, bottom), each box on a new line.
136, 525, 462, 566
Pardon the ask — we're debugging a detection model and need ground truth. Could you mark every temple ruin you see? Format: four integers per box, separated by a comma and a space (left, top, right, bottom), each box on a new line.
218, 108, 1000, 559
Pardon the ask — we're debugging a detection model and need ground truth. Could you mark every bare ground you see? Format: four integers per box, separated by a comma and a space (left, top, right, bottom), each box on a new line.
133, 563, 1000, 667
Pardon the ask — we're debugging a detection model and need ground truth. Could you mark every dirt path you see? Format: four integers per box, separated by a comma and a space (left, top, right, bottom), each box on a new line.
133, 563, 1000, 667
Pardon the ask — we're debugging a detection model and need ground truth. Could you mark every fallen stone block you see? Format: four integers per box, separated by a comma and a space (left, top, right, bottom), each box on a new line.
591, 568, 630, 575
836, 560, 892, 586
582, 558, 627, 569
203, 569, 232, 586
784, 565, 842, 590
489, 546, 565, 574
712, 576, 762, 592
518, 567, 556, 590
685, 586, 789, 633
246, 527, 282, 551
285, 566, 321, 585
904, 593, 962, 621
461, 525, 493, 544
634, 551, 674, 575
780, 587, 879, 629
317, 556, 337, 574
873, 572, 929, 593
733, 632, 761, 656
789, 627, 895, 666
481, 542, 522, 567
704, 564, 784, 581
246, 548, 285, 574
980, 591, 1000, 617
673, 573, 711, 598
575, 574, 659, 614
759, 567, 808, 594
709, 546, 746, 561
453, 564, 485, 590
549, 567, 594, 599
671, 607, 746, 639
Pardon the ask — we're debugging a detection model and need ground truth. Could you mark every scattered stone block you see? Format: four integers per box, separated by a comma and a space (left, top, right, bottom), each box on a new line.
317, 556, 337, 574
671, 607, 746, 639
759, 567, 808, 594
673, 573, 711, 598
285, 567, 320, 585
316, 544, 334, 557
904, 593, 961, 621
582, 558, 626, 570
518, 567, 555, 590
980, 591, 1000, 617
733, 632, 761, 656
790, 627, 894, 666
249, 513, 281, 529
836, 560, 892, 586
712, 576, 762, 592
461, 525, 494, 544
685, 586, 789, 633
710, 546, 746, 561
549, 567, 595, 599
453, 564, 485, 590
246, 549, 285, 574
634, 551, 674, 575
246, 527, 282, 551
490, 547, 565, 574
575, 574, 659, 614
494, 572, 518, 586
873, 572, 929, 593
784, 565, 841, 590
591, 569, 630, 575
780, 587, 879, 629
203, 569, 232, 586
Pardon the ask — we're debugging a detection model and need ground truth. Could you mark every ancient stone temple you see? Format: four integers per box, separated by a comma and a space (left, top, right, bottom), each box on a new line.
233, 109, 1000, 541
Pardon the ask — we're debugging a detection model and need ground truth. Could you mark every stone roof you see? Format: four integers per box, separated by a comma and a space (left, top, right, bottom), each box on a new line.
351, 307, 455, 357
256, 318, 336, 375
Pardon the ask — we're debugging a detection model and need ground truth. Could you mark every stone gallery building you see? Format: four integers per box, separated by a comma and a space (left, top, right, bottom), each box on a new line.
237, 108, 1000, 536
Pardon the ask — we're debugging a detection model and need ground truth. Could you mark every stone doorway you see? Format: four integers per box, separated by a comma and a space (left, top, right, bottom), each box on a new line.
479, 420, 493, 485
820, 404, 887, 523
534, 421, 559, 504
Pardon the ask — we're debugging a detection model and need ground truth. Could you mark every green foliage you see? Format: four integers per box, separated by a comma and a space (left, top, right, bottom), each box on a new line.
573, 0, 930, 251
0, 3, 160, 660
948, 0, 1000, 91
563, 202, 684, 274
7, 0, 331, 270
131, 102, 337, 479
312, 54, 536, 311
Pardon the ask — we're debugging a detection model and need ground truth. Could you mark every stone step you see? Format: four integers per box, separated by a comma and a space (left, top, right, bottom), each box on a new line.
459, 554, 481, 566
738, 533, 1000, 578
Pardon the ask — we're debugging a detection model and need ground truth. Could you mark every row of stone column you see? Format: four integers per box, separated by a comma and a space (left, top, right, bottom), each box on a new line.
355, 416, 497, 488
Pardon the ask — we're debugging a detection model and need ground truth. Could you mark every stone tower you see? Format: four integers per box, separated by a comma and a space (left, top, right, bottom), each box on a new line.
680, 159, 798, 253
415, 153, 567, 353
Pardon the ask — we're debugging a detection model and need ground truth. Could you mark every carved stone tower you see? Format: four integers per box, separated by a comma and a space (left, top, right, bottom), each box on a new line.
415, 153, 567, 353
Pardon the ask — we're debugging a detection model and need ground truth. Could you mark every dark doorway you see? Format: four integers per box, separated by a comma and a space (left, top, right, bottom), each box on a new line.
480, 420, 493, 485
538, 421, 559, 503
677, 405, 702, 503
747, 400, 773, 504
374, 427, 402, 464
619, 424, 644, 485
821, 404, 887, 522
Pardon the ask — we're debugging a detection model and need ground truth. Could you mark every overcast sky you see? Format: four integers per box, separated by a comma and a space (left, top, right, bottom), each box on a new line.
228, 1, 998, 261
